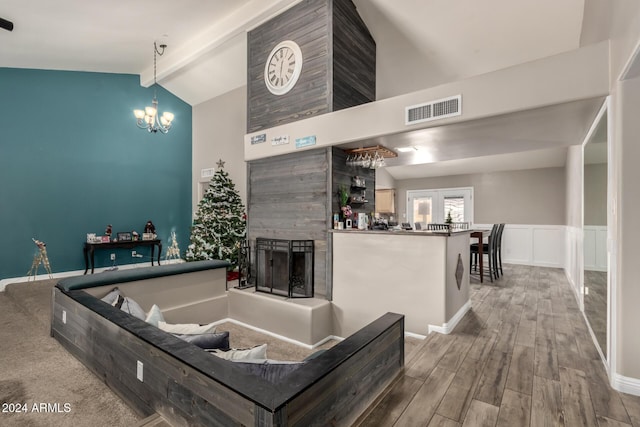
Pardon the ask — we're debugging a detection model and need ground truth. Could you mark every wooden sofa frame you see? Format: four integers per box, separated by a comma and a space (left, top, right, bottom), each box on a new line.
51, 261, 405, 426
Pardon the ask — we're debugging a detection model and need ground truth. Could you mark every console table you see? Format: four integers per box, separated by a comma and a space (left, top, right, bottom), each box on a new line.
83, 240, 162, 274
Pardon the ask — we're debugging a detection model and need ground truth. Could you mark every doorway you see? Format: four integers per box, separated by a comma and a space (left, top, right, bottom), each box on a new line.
407, 187, 473, 228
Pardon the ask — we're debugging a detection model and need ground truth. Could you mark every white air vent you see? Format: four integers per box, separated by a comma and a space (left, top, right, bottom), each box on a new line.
405, 94, 462, 125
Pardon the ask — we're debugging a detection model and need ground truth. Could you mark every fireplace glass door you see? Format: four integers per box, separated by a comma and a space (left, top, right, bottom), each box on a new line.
255, 238, 314, 298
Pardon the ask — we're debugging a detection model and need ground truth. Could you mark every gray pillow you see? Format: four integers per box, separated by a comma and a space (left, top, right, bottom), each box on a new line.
177, 331, 230, 350
100, 287, 120, 305
233, 360, 306, 383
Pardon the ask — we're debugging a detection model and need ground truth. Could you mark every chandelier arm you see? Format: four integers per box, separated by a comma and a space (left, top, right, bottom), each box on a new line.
133, 42, 172, 134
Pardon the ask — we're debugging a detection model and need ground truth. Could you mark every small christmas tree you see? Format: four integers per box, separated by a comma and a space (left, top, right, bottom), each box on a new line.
445, 210, 453, 224
185, 160, 246, 268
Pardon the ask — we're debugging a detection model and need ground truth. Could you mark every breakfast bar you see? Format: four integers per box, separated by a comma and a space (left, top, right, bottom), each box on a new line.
330, 229, 471, 337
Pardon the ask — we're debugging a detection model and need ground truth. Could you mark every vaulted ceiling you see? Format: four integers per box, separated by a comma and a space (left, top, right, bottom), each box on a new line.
0, 0, 612, 178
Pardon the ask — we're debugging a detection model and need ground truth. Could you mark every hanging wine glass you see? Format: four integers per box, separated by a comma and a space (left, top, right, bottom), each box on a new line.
370, 152, 380, 169
360, 153, 369, 168
346, 153, 353, 167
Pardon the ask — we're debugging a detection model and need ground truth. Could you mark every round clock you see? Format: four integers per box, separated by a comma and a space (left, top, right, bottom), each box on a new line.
264, 40, 303, 95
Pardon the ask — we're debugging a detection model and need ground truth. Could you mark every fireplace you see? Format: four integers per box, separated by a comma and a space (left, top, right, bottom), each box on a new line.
255, 238, 314, 298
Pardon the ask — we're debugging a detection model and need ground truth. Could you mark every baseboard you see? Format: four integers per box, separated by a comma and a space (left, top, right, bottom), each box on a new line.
211, 317, 343, 350
428, 300, 471, 334
0, 259, 185, 292
612, 373, 640, 396
405, 331, 427, 340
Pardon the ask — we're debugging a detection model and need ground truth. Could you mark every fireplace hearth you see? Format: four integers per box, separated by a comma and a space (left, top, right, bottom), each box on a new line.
255, 238, 314, 298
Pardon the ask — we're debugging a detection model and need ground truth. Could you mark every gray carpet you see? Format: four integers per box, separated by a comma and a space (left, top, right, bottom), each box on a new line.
0, 280, 141, 427
0, 278, 341, 426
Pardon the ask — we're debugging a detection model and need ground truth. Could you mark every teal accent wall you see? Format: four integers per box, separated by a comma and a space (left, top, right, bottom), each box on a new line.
0, 68, 192, 280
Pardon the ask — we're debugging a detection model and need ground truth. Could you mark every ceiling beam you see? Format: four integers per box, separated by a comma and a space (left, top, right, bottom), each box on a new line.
140, 0, 303, 87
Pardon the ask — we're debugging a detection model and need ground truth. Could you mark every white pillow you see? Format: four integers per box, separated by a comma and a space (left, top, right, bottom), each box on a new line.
145, 304, 165, 327
158, 321, 216, 335
208, 344, 267, 361
100, 287, 120, 305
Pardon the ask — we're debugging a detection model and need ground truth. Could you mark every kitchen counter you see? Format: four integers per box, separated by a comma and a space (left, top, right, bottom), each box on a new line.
330, 229, 473, 236
330, 228, 471, 337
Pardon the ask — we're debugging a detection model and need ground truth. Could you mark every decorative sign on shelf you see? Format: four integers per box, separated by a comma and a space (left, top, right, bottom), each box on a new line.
271, 135, 289, 146
201, 168, 215, 178
251, 133, 267, 145
295, 135, 316, 149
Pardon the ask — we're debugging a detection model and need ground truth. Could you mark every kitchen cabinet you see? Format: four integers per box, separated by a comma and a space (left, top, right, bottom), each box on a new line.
375, 189, 395, 213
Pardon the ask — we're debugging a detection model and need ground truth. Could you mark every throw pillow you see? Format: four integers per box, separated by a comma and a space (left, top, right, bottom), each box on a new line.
207, 344, 267, 361
176, 331, 230, 350
115, 295, 146, 320
145, 304, 165, 327
100, 287, 120, 305
233, 360, 305, 383
158, 321, 216, 335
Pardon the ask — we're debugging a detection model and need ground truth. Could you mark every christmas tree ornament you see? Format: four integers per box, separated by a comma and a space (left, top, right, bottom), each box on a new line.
186, 160, 246, 271
26, 238, 53, 280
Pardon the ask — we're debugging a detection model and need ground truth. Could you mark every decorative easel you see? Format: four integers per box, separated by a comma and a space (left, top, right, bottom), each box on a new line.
27, 238, 53, 280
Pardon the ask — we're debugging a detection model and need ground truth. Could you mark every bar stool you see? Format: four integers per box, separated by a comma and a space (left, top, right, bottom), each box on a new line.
470, 223, 499, 282
494, 223, 505, 277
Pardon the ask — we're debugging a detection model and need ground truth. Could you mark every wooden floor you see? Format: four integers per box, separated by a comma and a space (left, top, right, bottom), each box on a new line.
585, 270, 607, 360
357, 264, 640, 427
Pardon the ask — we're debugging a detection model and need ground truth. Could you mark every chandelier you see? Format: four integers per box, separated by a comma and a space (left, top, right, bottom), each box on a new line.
134, 42, 174, 134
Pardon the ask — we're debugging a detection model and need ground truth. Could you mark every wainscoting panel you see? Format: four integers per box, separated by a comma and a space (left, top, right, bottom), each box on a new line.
532, 227, 566, 267
476, 224, 566, 268
584, 225, 607, 272
500, 225, 532, 264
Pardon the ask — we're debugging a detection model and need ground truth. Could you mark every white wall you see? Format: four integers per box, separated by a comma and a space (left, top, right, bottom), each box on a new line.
192, 86, 248, 214
608, 0, 640, 389
374, 167, 396, 189
245, 43, 608, 161
584, 163, 607, 226
395, 167, 566, 226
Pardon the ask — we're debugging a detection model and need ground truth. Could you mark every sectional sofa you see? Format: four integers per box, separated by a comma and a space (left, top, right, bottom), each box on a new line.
51, 260, 405, 426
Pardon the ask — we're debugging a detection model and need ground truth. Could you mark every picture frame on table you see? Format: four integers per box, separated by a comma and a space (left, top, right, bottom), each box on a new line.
117, 232, 132, 242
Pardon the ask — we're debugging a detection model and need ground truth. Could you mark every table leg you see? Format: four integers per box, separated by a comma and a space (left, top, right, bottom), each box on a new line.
83, 246, 89, 275
90, 248, 95, 274
478, 234, 484, 283
151, 245, 155, 266
157, 243, 162, 265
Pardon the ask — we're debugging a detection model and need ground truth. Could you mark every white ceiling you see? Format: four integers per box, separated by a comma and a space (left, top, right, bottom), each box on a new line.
0, 0, 610, 179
